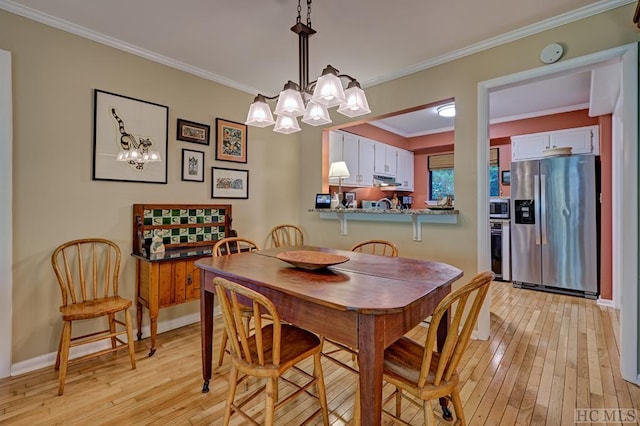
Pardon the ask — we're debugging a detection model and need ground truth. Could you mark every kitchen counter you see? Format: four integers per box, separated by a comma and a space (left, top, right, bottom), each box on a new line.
309, 208, 459, 241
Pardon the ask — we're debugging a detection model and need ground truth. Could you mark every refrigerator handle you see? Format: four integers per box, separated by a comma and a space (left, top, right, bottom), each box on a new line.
534, 174, 541, 245
540, 174, 547, 245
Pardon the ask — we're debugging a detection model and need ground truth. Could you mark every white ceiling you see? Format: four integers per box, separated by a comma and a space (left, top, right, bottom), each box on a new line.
0, 0, 631, 134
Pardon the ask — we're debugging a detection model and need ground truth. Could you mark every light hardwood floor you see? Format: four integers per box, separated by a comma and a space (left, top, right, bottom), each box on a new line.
1, 282, 639, 425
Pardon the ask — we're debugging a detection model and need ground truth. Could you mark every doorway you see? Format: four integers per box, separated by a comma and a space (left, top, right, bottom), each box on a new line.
478, 43, 638, 384
0, 49, 13, 378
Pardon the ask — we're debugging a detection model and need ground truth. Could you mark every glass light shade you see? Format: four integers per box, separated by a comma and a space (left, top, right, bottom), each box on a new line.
437, 104, 456, 117
328, 160, 350, 178
301, 102, 332, 126
245, 97, 275, 127
116, 150, 128, 161
337, 84, 371, 118
144, 151, 162, 162
274, 87, 305, 117
273, 115, 301, 134
311, 68, 346, 108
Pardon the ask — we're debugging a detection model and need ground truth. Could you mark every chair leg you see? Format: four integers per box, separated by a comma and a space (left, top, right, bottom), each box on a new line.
224, 366, 239, 426
423, 400, 436, 426
395, 386, 402, 418
450, 388, 466, 426
217, 328, 228, 368
313, 352, 329, 426
108, 313, 117, 349
57, 320, 72, 396
55, 326, 63, 370
265, 377, 277, 425
124, 308, 136, 369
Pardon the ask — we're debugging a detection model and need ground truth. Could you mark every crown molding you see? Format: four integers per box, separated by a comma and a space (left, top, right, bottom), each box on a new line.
0, 0, 634, 93
362, 0, 636, 88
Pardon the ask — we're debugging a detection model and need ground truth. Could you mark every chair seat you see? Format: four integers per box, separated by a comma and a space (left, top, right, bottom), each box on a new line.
60, 296, 132, 321
231, 324, 322, 378
383, 336, 459, 399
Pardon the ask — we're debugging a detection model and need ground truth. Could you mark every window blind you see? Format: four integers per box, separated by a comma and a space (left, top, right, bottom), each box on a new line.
428, 148, 498, 170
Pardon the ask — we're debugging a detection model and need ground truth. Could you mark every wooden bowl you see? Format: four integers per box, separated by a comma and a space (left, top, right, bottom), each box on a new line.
276, 250, 349, 270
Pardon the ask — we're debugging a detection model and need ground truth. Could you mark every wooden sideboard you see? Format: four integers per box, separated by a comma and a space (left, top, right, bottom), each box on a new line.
132, 203, 232, 356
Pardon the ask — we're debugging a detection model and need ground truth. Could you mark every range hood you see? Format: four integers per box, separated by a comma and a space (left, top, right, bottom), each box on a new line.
373, 174, 400, 187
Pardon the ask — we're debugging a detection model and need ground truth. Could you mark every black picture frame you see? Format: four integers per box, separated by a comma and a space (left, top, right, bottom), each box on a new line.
501, 170, 511, 185
92, 89, 168, 184
211, 167, 249, 199
181, 149, 205, 182
177, 118, 210, 145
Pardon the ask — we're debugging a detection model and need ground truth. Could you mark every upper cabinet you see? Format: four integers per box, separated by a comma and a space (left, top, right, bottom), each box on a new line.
396, 149, 414, 191
329, 130, 375, 187
328, 130, 414, 189
511, 125, 600, 161
373, 143, 397, 177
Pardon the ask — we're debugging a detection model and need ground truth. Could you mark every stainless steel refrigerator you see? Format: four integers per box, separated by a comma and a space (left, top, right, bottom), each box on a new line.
510, 155, 599, 298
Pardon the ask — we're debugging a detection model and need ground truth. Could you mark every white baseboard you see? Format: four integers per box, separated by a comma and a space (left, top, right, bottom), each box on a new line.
10, 312, 202, 377
597, 298, 615, 308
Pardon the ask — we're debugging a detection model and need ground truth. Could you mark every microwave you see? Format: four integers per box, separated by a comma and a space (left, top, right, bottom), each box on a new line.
489, 198, 510, 219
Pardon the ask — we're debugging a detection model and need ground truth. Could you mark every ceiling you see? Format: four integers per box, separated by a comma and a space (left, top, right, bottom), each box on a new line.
0, 0, 631, 135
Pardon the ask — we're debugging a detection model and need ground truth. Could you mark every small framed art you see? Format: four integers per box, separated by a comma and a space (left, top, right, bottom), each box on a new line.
181, 149, 205, 182
211, 167, 249, 199
215, 118, 247, 163
177, 119, 210, 145
501, 170, 511, 185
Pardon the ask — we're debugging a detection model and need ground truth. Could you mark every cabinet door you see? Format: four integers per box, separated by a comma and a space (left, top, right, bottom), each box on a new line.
373, 142, 387, 175
511, 134, 550, 161
397, 149, 414, 191
386, 146, 398, 176
357, 137, 375, 186
341, 133, 359, 186
550, 126, 599, 155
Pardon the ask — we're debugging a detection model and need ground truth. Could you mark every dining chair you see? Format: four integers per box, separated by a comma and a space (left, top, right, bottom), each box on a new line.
212, 237, 260, 368
214, 277, 329, 425
357, 271, 494, 425
50, 238, 136, 395
349, 239, 399, 257
269, 224, 304, 248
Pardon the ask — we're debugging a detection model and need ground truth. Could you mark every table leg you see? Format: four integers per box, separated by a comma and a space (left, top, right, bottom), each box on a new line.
136, 301, 143, 341
357, 314, 384, 426
148, 316, 157, 357
200, 278, 214, 393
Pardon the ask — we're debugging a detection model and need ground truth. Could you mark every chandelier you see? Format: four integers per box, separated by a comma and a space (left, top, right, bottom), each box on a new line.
245, 0, 371, 134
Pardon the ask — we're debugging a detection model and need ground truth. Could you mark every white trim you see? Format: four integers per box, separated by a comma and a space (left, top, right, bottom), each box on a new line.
0, 0, 633, 93
10, 312, 201, 377
478, 43, 639, 385
489, 103, 591, 125
0, 49, 12, 379
597, 298, 615, 308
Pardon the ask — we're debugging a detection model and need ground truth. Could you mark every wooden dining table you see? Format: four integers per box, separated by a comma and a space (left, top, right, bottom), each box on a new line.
195, 245, 463, 426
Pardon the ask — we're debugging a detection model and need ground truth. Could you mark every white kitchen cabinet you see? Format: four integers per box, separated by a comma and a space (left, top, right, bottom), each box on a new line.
373, 142, 397, 176
328, 130, 375, 187
395, 149, 414, 191
511, 125, 599, 161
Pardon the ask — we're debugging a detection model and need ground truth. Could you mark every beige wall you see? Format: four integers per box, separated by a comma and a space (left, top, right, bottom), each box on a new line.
1, 10, 301, 364
4, 4, 640, 367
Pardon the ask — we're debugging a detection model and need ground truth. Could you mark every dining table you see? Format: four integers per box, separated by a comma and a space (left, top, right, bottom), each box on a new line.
195, 245, 463, 426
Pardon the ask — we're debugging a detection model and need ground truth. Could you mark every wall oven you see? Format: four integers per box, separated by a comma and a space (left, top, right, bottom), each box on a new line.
489, 198, 510, 219
490, 222, 504, 280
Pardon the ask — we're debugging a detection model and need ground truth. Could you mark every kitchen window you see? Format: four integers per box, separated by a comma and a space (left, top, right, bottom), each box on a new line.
428, 153, 454, 201
428, 148, 499, 200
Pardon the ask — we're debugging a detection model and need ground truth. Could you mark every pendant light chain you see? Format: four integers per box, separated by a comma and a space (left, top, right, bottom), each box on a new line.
307, 0, 312, 28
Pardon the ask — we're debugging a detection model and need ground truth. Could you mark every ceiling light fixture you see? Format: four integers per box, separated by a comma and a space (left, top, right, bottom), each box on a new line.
436, 104, 456, 118
245, 0, 371, 134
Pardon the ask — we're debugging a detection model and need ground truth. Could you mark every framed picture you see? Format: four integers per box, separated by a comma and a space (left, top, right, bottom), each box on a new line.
344, 191, 357, 208
215, 118, 247, 163
181, 149, 205, 182
211, 167, 249, 199
93, 89, 168, 184
177, 118, 210, 145
501, 170, 511, 185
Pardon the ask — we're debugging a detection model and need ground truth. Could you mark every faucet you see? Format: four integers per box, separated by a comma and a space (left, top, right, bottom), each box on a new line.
375, 198, 392, 209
